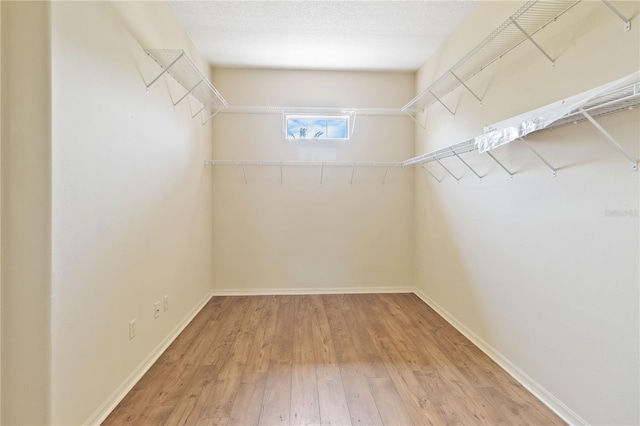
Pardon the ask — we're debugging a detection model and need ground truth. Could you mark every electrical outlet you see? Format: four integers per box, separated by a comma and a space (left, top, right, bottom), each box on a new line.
163, 295, 169, 312
129, 319, 136, 340
154, 301, 161, 319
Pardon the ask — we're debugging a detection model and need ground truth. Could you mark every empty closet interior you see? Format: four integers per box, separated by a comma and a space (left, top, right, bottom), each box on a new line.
1, 1, 638, 425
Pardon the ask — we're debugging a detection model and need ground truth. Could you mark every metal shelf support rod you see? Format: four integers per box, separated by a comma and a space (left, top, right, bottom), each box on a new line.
510, 17, 555, 67
422, 165, 442, 183
351, 111, 358, 137
580, 109, 638, 170
282, 111, 286, 135
174, 79, 203, 107
451, 149, 482, 181
601, 0, 631, 31
145, 52, 185, 89
280, 162, 283, 184
241, 162, 247, 184
519, 138, 557, 176
382, 166, 389, 185
429, 90, 456, 116
436, 159, 460, 181
350, 163, 356, 185
201, 107, 221, 126
320, 163, 324, 184
485, 151, 514, 179
191, 104, 205, 119
450, 71, 482, 104
405, 111, 427, 130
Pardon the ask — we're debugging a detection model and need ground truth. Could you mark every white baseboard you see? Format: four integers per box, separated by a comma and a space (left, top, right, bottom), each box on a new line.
211, 286, 414, 296
84, 290, 214, 426
412, 287, 588, 426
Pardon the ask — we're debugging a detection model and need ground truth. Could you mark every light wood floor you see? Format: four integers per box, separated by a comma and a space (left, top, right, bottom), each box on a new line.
103, 294, 565, 425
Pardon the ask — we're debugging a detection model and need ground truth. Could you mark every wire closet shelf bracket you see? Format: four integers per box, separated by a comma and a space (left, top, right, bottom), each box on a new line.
401, 0, 631, 121
145, 49, 229, 125
404, 72, 640, 181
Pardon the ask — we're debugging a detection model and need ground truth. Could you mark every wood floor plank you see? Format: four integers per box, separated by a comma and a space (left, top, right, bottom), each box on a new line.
270, 296, 294, 364
202, 301, 261, 420
291, 365, 320, 426
341, 306, 389, 378
323, 295, 383, 425
368, 377, 414, 426
291, 297, 320, 426
228, 373, 267, 426
163, 365, 217, 425
316, 366, 351, 426
258, 363, 292, 425
340, 366, 384, 426
104, 294, 566, 426
244, 296, 279, 374
135, 405, 174, 426
308, 295, 339, 367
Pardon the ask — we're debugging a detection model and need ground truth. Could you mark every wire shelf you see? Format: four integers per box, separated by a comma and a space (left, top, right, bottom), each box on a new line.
402, 139, 477, 166
402, 0, 581, 113
404, 74, 639, 174
545, 82, 640, 130
145, 49, 228, 113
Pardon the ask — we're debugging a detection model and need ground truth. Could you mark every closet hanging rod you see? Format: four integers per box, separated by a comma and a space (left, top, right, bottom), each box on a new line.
205, 160, 403, 168
219, 106, 419, 116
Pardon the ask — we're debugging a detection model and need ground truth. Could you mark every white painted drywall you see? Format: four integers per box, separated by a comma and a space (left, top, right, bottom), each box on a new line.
211, 68, 415, 293
1, 2, 52, 424
0, 2, 3, 419
48, 2, 213, 424
413, 1, 639, 424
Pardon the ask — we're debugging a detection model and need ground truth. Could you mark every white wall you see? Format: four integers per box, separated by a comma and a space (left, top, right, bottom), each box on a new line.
0, 2, 3, 419
211, 68, 415, 293
1, 2, 52, 424
49, 2, 215, 424
0, 1, 214, 424
413, 1, 639, 425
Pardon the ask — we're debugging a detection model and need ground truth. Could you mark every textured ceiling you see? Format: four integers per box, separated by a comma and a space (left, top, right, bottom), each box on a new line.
167, 1, 478, 71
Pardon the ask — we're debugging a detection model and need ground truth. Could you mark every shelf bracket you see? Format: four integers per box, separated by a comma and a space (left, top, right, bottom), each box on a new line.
382, 165, 389, 185
579, 108, 638, 171
422, 164, 442, 183
405, 110, 427, 130
436, 158, 460, 182
519, 138, 557, 176
350, 110, 358, 137
350, 162, 356, 185
201, 106, 222, 126
174, 79, 203, 107
429, 90, 456, 116
510, 17, 555, 67
449, 71, 482, 105
601, 0, 631, 31
191, 104, 205, 119
451, 149, 482, 181
241, 161, 248, 184
282, 111, 287, 135
145, 51, 185, 90
485, 151, 514, 180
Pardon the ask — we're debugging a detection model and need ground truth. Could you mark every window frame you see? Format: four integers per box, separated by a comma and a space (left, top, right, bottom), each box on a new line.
285, 114, 351, 141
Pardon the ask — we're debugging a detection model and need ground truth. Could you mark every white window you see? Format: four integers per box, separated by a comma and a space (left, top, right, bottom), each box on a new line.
286, 115, 350, 140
